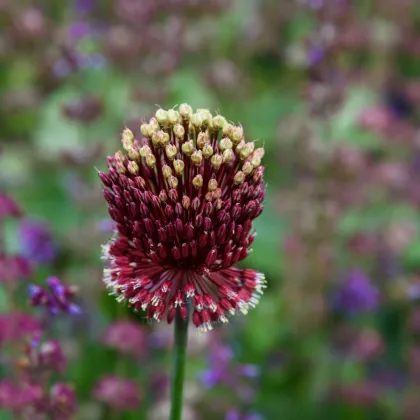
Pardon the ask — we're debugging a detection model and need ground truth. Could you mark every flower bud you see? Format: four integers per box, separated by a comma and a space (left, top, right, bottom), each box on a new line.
191, 150, 203, 166
208, 179, 218, 191
254, 147, 265, 158
146, 154, 156, 168
173, 124, 185, 139
139, 145, 151, 157
162, 165, 172, 178
240, 142, 255, 160
234, 171, 245, 185
182, 195, 191, 209
127, 161, 139, 175
148, 117, 160, 134
242, 161, 253, 175
192, 175, 203, 189
211, 154, 223, 170
223, 149, 234, 163
165, 144, 177, 160
251, 155, 261, 168
179, 103, 193, 120
155, 108, 168, 126
167, 109, 179, 126
202, 143, 214, 159
152, 131, 168, 147
231, 125, 243, 144
121, 129, 134, 150
197, 132, 209, 149
182, 140, 194, 156
213, 188, 222, 199
168, 176, 178, 189
127, 147, 139, 160
190, 113, 204, 131
212, 115, 226, 131
173, 159, 185, 174
197, 109, 212, 128
222, 123, 233, 137
159, 190, 168, 202
219, 137, 233, 152
140, 123, 149, 137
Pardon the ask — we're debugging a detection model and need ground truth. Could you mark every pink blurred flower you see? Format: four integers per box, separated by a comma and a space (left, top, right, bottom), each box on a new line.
94, 376, 141, 411
102, 320, 147, 357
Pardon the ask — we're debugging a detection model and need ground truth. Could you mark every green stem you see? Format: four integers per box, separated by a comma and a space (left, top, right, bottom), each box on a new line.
169, 308, 189, 420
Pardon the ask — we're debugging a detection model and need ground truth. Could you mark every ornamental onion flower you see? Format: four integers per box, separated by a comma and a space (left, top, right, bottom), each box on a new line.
99, 105, 266, 332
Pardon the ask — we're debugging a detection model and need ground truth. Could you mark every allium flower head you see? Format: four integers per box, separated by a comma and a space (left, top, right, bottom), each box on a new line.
99, 105, 266, 331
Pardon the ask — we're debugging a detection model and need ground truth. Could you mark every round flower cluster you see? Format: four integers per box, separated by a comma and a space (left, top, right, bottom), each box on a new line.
99, 105, 266, 331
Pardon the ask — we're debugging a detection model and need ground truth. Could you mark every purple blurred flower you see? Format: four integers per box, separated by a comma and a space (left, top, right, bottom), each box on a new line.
226, 410, 241, 420
226, 410, 264, 420
199, 368, 225, 388
238, 364, 260, 378
307, 47, 325, 66
53, 52, 106, 78
29, 277, 81, 315
19, 220, 57, 265
75, 0, 95, 14
334, 270, 380, 314
94, 376, 141, 411
97, 218, 116, 233
102, 320, 147, 357
68, 22, 91, 41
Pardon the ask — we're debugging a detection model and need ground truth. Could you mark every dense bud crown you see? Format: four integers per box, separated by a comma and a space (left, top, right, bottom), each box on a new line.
99, 105, 266, 331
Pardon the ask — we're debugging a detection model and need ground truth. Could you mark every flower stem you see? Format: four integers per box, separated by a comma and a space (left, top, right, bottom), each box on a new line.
170, 308, 189, 420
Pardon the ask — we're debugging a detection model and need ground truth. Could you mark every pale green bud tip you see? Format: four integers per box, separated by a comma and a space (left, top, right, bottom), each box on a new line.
182, 140, 194, 156
179, 103, 193, 119
173, 159, 185, 174
127, 161, 139, 175
173, 124, 185, 139
167, 109, 180, 125
223, 149, 234, 163
140, 123, 149, 137
146, 153, 156, 168
165, 144, 177, 159
242, 161, 253, 175
191, 150, 203, 166
190, 113, 204, 130
197, 132, 209, 149
192, 174, 203, 189
162, 165, 172, 178
212, 115, 226, 131
211, 154, 223, 170
202, 144, 214, 159
231, 126, 243, 144
168, 175, 178, 189
122, 128, 134, 142
234, 171, 246, 185
208, 179, 218, 191
155, 108, 168, 126
139, 145, 151, 157
219, 137, 233, 152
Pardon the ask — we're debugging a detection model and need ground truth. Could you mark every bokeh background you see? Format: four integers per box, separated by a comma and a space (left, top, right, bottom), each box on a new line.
2, 0, 420, 419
